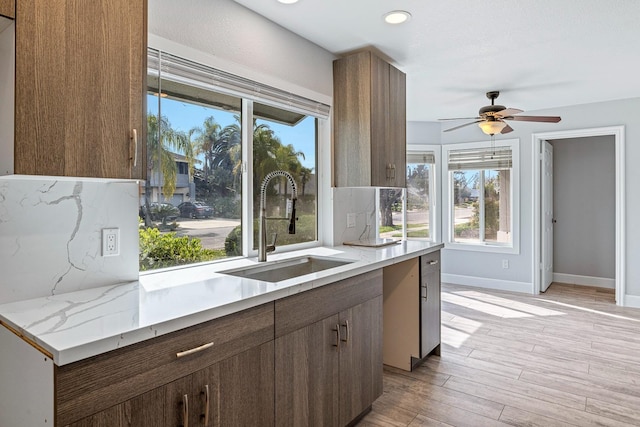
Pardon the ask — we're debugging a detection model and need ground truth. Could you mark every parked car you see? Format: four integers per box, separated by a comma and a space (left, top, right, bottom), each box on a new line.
178, 201, 214, 219
140, 203, 180, 222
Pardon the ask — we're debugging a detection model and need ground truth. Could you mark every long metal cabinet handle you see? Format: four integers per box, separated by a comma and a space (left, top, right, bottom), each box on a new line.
341, 320, 350, 343
131, 128, 138, 167
428, 260, 439, 265
176, 342, 214, 358
182, 394, 189, 427
332, 324, 340, 349
202, 384, 210, 426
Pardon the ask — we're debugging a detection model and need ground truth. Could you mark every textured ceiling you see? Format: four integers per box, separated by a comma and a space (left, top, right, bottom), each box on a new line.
233, 0, 640, 122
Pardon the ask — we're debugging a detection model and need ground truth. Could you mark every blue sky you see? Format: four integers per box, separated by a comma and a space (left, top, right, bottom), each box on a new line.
148, 95, 316, 169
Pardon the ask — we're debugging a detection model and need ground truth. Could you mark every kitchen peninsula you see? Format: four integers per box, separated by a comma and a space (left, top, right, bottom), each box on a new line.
0, 241, 442, 426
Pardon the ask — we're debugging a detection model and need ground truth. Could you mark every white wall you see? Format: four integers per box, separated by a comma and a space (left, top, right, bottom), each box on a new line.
148, 0, 335, 103
440, 97, 640, 297
407, 121, 441, 146
551, 136, 615, 280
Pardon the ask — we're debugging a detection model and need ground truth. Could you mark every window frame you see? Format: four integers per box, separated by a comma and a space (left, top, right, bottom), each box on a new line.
406, 144, 441, 243
442, 139, 520, 254
142, 48, 328, 272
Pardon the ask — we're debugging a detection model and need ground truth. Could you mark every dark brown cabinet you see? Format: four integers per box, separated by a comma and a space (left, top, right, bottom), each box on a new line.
66, 342, 274, 427
58, 303, 274, 427
274, 270, 383, 426
14, 0, 146, 179
333, 50, 406, 187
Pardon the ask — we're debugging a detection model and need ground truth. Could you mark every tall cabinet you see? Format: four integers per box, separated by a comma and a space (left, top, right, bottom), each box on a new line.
0, 0, 14, 19
14, 0, 146, 179
333, 50, 406, 187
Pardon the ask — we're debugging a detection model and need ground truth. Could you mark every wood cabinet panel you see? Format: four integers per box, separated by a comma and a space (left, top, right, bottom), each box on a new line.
338, 296, 383, 426
369, 53, 390, 185
275, 314, 340, 426
275, 272, 383, 426
388, 65, 407, 187
0, 0, 14, 18
219, 340, 275, 426
56, 302, 274, 426
382, 258, 420, 371
65, 387, 165, 427
333, 50, 406, 187
15, 0, 146, 178
275, 269, 382, 337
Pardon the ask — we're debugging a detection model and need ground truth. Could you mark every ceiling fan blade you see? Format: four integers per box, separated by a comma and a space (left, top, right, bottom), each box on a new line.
438, 117, 481, 121
443, 120, 483, 132
501, 124, 514, 134
505, 115, 561, 123
495, 108, 523, 117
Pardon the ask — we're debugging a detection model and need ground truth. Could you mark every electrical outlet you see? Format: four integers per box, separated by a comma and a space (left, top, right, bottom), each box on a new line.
347, 213, 356, 228
502, 259, 509, 269
102, 228, 120, 257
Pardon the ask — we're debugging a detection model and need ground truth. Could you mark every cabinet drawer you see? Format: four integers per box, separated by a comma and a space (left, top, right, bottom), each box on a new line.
56, 302, 274, 426
275, 269, 382, 337
421, 251, 441, 277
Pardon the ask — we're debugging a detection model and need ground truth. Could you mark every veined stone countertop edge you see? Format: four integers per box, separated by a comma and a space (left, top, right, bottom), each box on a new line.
0, 241, 443, 365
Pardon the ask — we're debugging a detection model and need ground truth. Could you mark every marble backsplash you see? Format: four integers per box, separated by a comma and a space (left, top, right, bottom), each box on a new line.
331, 187, 376, 245
0, 175, 140, 304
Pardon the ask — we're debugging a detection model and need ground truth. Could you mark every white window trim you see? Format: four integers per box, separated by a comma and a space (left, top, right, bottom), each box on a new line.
406, 144, 441, 243
442, 139, 520, 254
144, 43, 327, 269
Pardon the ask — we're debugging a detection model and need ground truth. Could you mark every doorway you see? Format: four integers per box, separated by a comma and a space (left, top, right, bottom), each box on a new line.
532, 126, 626, 305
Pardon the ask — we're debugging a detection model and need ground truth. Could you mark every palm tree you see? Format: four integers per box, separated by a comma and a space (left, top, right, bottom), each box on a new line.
144, 114, 193, 225
299, 166, 314, 196
274, 144, 305, 197
193, 116, 243, 197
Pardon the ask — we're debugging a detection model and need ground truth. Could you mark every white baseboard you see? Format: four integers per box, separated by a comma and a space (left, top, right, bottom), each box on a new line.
552, 273, 615, 289
441, 273, 533, 294
623, 294, 640, 309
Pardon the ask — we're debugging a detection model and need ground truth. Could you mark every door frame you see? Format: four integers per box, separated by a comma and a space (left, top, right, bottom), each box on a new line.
532, 126, 626, 305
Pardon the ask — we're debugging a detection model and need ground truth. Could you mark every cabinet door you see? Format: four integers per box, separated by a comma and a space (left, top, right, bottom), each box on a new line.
421, 252, 441, 357
15, 0, 146, 179
219, 341, 274, 426
369, 54, 390, 187
64, 387, 165, 427
275, 314, 340, 426
388, 64, 406, 187
339, 296, 383, 426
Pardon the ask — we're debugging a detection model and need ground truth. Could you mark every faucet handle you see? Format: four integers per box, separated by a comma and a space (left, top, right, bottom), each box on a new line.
266, 233, 278, 253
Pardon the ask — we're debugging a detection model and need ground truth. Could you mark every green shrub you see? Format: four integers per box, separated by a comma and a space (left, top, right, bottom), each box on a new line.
224, 225, 243, 257
139, 227, 224, 271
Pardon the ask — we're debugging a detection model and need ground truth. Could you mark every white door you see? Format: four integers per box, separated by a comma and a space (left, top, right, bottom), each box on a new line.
541, 141, 554, 292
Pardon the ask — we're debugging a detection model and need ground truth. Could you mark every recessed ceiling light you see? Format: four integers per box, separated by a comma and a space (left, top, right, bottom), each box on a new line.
277, 0, 299, 4
383, 10, 411, 24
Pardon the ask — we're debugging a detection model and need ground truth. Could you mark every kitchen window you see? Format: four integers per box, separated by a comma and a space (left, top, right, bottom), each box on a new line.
443, 139, 520, 253
141, 49, 328, 271
406, 147, 438, 242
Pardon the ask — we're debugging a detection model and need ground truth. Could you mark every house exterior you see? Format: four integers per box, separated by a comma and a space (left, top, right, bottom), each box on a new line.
143, 152, 196, 206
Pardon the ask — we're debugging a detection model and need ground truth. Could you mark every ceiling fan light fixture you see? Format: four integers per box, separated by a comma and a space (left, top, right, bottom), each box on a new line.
478, 120, 507, 135
383, 10, 411, 24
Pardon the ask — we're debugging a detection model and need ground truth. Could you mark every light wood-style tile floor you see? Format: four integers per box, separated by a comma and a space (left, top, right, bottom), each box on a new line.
358, 282, 640, 426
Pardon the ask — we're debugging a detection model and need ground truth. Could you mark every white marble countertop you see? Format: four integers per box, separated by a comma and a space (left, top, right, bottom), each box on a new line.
0, 241, 443, 365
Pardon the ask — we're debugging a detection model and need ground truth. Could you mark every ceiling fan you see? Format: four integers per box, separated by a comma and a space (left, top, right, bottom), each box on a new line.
440, 91, 561, 135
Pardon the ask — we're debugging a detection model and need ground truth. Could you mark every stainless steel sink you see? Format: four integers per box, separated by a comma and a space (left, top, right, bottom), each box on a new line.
220, 256, 354, 283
